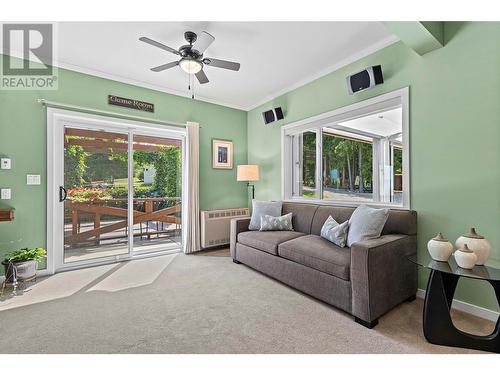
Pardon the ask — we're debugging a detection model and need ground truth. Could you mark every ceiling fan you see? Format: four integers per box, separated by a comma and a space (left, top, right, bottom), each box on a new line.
139, 31, 241, 85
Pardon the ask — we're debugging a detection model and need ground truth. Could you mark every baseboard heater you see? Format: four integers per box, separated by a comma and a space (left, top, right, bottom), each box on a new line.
200, 208, 249, 248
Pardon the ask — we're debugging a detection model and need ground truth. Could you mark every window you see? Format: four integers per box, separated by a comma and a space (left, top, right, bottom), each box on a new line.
291, 130, 318, 198
283, 88, 409, 208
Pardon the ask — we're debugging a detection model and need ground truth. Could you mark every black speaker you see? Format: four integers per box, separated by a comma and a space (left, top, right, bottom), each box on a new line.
346, 65, 383, 94
262, 107, 284, 124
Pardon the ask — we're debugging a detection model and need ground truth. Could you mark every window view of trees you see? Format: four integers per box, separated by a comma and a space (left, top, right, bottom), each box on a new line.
63, 130, 183, 262
297, 131, 374, 201
288, 103, 405, 206
301, 131, 316, 197
392, 146, 403, 200
64, 142, 182, 207
322, 131, 373, 201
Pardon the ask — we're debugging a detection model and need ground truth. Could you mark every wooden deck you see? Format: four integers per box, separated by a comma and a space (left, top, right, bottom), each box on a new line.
64, 198, 181, 246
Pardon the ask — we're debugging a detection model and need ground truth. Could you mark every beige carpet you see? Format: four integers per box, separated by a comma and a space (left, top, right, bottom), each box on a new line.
0, 251, 494, 354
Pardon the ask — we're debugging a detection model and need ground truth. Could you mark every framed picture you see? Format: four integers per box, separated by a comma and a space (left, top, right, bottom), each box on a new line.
212, 139, 233, 169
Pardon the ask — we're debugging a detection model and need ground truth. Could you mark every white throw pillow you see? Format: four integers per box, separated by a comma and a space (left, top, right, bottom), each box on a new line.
260, 213, 294, 231
347, 205, 389, 247
320, 216, 349, 247
248, 200, 282, 230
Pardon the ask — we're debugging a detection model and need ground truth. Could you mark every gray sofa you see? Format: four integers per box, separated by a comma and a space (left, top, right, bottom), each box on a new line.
230, 202, 417, 328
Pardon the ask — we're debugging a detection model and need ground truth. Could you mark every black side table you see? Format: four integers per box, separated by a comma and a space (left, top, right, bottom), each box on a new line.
410, 255, 500, 353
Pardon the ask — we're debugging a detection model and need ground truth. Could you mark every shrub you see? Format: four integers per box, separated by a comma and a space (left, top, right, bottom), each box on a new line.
154, 146, 181, 201
67, 187, 112, 203
64, 145, 89, 187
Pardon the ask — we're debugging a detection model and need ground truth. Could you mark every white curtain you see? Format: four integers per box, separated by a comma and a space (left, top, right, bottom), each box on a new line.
184, 121, 201, 253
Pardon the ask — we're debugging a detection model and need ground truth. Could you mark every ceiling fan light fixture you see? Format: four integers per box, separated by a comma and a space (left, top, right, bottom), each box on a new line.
179, 57, 202, 74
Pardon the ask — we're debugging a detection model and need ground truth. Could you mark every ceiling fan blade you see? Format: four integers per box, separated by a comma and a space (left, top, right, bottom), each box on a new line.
139, 37, 180, 55
193, 31, 215, 53
150, 61, 179, 72
203, 57, 240, 71
195, 69, 209, 84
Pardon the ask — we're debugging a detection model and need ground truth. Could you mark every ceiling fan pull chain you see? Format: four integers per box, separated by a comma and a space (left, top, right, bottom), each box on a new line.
192, 76, 195, 99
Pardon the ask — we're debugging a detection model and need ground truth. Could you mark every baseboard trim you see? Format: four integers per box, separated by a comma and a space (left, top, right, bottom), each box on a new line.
417, 288, 499, 322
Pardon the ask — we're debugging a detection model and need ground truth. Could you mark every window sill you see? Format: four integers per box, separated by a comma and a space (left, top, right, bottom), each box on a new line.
283, 197, 410, 211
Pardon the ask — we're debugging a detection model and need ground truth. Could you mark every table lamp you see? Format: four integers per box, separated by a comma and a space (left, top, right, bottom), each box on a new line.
237, 165, 260, 199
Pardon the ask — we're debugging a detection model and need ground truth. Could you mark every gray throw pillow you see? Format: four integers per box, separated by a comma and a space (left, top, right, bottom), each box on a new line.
347, 205, 389, 247
249, 200, 282, 230
320, 216, 349, 247
260, 213, 294, 231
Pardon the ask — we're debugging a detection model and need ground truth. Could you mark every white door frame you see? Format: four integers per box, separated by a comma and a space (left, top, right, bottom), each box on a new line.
46, 108, 187, 274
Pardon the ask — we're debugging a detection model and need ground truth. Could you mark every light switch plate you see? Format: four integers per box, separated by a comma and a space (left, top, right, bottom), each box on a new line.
1, 158, 11, 169
1, 188, 11, 200
27, 174, 41, 185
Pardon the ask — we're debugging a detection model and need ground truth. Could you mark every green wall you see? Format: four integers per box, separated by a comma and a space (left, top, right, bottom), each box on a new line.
247, 22, 500, 311
0, 62, 248, 264
1, 22, 499, 313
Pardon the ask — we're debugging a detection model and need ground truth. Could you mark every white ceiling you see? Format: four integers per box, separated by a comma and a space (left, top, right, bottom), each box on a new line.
339, 107, 402, 138
52, 22, 397, 110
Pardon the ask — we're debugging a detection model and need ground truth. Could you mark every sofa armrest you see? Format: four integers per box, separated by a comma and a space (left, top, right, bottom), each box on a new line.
230, 217, 251, 259
350, 234, 417, 323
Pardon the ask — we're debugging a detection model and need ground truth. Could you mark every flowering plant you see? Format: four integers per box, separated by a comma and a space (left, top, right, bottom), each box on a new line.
67, 187, 112, 203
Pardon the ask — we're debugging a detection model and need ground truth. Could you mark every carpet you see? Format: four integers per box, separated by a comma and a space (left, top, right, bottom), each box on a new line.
0, 252, 494, 353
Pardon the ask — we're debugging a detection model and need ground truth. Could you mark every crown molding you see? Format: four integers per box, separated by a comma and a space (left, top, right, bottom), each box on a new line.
245, 34, 399, 111
2, 49, 248, 111
3, 34, 399, 112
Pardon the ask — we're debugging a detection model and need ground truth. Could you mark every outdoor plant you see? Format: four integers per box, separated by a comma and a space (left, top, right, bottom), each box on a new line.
68, 187, 112, 203
4, 248, 47, 263
64, 144, 90, 187
154, 146, 181, 203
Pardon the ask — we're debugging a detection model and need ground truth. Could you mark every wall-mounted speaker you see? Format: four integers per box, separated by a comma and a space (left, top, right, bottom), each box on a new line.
346, 65, 383, 95
262, 107, 284, 124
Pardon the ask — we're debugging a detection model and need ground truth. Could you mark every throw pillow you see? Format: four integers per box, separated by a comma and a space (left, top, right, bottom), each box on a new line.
320, 216, 349, 247
248, 200, 282, 230
346, 205, 389, 247
259, 213, 294, 231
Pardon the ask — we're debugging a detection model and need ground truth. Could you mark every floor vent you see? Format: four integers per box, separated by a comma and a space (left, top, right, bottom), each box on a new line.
200, 208, 249, 249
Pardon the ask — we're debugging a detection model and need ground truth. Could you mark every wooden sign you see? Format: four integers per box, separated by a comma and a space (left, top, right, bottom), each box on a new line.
108, 95, 154, 113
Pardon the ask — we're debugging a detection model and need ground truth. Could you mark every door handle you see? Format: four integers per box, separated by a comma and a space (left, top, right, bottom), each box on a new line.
59, 186, 67, 202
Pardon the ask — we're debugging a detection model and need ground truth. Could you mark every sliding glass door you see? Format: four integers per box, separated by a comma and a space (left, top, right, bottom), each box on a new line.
51, 110, 185, 271
130, 134, 182, 255
63, 127, 130, 263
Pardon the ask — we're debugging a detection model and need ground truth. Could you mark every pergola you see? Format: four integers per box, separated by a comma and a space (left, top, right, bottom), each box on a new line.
64, 128, 182, 247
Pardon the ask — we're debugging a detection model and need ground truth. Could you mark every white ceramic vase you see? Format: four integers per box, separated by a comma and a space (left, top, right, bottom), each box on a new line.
454, 244, 477, 269
427, 232, 453, 262
455, 228, 491, 265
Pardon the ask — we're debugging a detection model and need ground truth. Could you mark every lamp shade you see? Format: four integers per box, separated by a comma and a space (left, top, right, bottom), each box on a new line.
237, 165, 260, 181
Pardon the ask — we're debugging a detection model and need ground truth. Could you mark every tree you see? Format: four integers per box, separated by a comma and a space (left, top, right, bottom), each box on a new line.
153, 146, 181, 203
302, 132, 316, 188
64, 145, 89, 187
321, 134, 373, 192
334, 139, 357, 191
86, 151, 128, 183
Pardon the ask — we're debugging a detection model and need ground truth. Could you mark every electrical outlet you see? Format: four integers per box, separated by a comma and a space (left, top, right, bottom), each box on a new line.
1, 158, 11, 169
1, 188, 11, 200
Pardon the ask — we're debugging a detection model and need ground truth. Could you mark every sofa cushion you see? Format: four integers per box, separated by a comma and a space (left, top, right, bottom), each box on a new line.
320, 216, 349, 247
260, 213, 293, 231
278, 235, 351, 280
310, 206, 355, 236
238, 230, 306, 255
310, 205, 418, 236
282, 202, 318, 234
347, 205, 389, 247
249, 200, 282, 230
